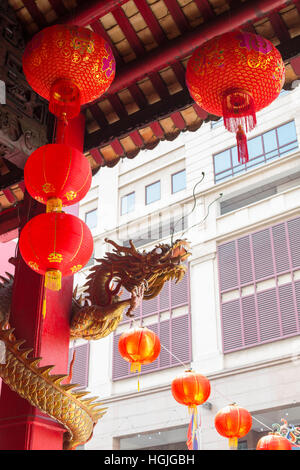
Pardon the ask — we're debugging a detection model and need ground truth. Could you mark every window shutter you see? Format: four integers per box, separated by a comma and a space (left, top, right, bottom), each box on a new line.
241, 294, 258, 346
171, 272, 188, 307
171, 314, 191, 365
221, 299, 243, 352
237, 236, 253, 285
252, 229, 274, 280
68, 343, 90, 389
112, 332, 129, 380
159, 319, 171, 368
218, 241, 238, 291
287, 218, 300, 269
272, 223, 289, 273
219, 215, 300, 353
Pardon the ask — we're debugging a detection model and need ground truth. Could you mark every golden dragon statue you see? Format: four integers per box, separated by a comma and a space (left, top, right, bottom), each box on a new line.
0, 238, 190, 449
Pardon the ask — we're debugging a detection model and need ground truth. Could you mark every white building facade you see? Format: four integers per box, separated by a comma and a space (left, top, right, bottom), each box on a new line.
72, 84, 300, 450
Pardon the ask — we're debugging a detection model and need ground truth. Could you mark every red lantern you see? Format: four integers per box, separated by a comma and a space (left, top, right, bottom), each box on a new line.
256, 433, 292, 450
24, 143, 92, 212
214, 403, 252, 449
118, 327, 160, 374
19, 212, 93, 291
22, 25, 116, 120
171, 369, 211, 411
186, 31, 285, 163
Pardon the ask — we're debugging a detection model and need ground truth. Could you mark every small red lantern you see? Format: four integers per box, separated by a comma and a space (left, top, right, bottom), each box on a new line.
118, 327, 160, 374
23, 25, 116, 120
19, 212, 93, 291
24, 143, 92, 212
256, 433, 292, 450
214, 403, 252, 449
186, 31, 285, 163
171, 369, 211, 411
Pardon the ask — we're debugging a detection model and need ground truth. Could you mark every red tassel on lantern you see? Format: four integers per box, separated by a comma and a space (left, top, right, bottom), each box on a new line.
186, 31, 285, 164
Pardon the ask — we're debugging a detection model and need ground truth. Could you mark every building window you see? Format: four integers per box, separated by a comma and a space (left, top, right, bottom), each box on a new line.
145, 181, 161, 205
172, 169, 186, 193
213, 121, 298, 183
218, 215, 300, 353
85, 209, 97, 229
68, 343, 90, 389
112, 267, 191, 380
121, 192, 135, 215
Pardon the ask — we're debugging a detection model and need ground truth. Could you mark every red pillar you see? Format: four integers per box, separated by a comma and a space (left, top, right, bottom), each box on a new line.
0, 114, 85, 450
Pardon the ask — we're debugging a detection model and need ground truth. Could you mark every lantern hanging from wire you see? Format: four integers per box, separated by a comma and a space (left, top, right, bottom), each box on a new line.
214, 403, 252, 449
171, 369, 211, 450
118, 326, 161, 384
186, 31, 285, 163
19, 212, 93, 292
24, 143, 92, 213
22, 24, 116, 121
256, 433, 293, 450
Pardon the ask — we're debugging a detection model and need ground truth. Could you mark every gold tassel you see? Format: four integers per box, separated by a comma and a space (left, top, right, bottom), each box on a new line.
130, 363, 141, 391
229, 437, 238, 450
42, 297, 46, 319
46, 197, 63, 213
45, 270, 62, 291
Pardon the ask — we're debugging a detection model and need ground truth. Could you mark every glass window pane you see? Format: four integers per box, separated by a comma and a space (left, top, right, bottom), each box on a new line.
277, 121, 297, 147
263, 129, 277, 152
121, 192, 135, 215
146, 181, 160, 204
172, 170, 186, 193
85, 209, 97, 229
214, 150, 231, 174
248, 136, 263, 160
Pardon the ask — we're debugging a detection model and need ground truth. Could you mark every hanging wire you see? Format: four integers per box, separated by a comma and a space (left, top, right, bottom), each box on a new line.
170, 172, 205, 245
180, 192, 223, 239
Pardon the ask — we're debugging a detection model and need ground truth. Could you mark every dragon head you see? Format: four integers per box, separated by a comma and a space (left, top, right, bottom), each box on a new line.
104, 238, 191, 300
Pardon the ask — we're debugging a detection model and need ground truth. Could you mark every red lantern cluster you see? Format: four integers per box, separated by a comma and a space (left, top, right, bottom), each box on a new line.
23, 25, 116, 121
20, 24, 116, 315
186, 31, 285, 163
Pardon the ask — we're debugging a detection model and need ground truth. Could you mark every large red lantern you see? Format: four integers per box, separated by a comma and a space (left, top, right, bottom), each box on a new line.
118, 327, 160, 374
171, 369, 211, 411
214, 403, 252, 449
256, 433, 292, 450
186, 31, 285, 163
24, 144, 92, 212
19, 212, 93, 291
22, 25, 116, 120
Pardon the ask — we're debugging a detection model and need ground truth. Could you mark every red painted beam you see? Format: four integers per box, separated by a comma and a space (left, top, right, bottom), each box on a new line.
64, 0, 129, 26
134, 0, 166, 45
108, 94, 128, 119
171, 111, 186, 130
269, 12, 291, 42
89, 103, 109, 129
0, 205, 21, 236
2, 188, 16, 204
130, 130, 144, 147
149, 72, 170, 99
48, 0, 68, 16
128, 83, 148, 109
112, 7, 146, 57
102, 0, 288, 97
164, 0, 191, 34
150, 121, 165, 139
171, 61, 187, 89
90, 148, 105, 166
22, 0, 48, 28
111, 139, 125, 156
193, 0, 215, 21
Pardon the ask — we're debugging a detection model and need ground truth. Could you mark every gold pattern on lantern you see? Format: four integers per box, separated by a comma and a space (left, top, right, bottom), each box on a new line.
70, 264, 83, 273
42, 182, 55, 193
28, 261, 39, 271
48, 252, 63, 263
65, 191, 77, 201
